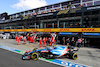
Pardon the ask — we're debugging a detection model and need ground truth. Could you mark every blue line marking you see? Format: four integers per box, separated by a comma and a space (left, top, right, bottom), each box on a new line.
52, 59, 89, 67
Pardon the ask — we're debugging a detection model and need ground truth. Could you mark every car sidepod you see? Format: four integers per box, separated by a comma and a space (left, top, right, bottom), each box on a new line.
50, 46, 68, 56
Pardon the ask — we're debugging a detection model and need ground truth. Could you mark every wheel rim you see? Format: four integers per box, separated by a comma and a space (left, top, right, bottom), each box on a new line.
32, 54, 37, 59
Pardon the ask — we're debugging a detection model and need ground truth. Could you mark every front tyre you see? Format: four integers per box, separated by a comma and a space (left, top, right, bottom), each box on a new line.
72, 53, 78, 60
31, 52, 39, 60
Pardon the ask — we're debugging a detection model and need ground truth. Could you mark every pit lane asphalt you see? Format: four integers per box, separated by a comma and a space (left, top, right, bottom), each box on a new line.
0, 48, 63, 67
0, 39, 100, 67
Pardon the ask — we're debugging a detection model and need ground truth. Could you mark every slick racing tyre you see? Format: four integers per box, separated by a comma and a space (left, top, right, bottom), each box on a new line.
72, 53, 78, 60
31, 52, 39, 60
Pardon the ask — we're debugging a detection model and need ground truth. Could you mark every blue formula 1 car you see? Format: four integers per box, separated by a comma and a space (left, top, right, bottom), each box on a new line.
22, 46, 79, 60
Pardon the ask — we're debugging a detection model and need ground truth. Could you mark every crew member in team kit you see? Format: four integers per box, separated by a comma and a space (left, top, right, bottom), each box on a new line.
43, 37, 46, 47
39, 37, 42, 48
15, 34, 18, 41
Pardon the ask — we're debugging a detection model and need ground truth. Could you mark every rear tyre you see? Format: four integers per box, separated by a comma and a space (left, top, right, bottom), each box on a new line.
72, 53, 78, 60
31, 52, 39, 60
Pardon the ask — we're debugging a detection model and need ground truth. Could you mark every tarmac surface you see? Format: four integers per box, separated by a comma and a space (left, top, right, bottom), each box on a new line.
0, 39, 100, 67
0, 48, 62, 67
